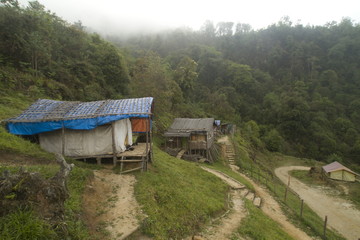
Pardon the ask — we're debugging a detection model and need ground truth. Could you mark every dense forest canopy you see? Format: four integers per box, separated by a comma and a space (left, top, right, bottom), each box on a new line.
1, 1, 359, 164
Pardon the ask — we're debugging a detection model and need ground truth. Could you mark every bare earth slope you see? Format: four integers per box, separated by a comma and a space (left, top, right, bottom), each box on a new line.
82, 169, 143, 240
275, 166, 360, 240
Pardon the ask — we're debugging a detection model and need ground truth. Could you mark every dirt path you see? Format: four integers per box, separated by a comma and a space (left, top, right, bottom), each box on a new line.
236, 170, 313, 240
275, 166, 360, 240
82, 169, 143, 240
198, 167, 247, 240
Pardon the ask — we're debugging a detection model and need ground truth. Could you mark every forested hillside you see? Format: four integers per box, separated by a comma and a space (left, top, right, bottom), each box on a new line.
1, 1, 359, 164
114, 18, 360, 163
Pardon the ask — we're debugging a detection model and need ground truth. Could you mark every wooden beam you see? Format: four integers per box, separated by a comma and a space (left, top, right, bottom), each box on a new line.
121, 166, 143, 174
117, 159, 143, 163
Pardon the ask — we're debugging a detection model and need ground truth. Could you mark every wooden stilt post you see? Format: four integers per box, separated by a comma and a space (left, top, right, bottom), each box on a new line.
274, 181, 276, 195
150, 122, 154, 163
188, 136, 191, 155
144, 117, 149, 172
206, 132, 209, 160
120, 156, 124, 173
112, 122, 117, 166
300, 199, 304, 217
323, 215, 328, 239
61, 124, 65, 155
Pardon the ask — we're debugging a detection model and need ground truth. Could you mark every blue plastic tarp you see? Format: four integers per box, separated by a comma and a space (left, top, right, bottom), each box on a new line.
7, 114, 151, 135
6, 97, 153, 135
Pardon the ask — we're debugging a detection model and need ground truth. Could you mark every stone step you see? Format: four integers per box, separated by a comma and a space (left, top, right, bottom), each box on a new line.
253, 197, 262, 207
240, 188, 249, 197
245, 192, 255, 201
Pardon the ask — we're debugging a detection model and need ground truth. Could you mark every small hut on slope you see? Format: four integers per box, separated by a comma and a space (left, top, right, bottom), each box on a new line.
5, 97, 154, 173
164, 118, 215, 161
322, 161, 359, 182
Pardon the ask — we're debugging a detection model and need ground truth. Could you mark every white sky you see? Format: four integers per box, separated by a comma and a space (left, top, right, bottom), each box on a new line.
18, 0, 360, 35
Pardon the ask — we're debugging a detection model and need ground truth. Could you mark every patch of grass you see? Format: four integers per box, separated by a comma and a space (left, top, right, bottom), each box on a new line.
134, 146, 228, 239
290, 170, 326, 186
0, 209, 57, 240
234, 200, 294, 240
348, 181, 360, 208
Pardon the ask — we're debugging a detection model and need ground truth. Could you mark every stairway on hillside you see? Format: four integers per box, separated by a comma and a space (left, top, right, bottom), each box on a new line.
219, 138, 262, 207
225, 143, 235, 165
176, 149, 186, 159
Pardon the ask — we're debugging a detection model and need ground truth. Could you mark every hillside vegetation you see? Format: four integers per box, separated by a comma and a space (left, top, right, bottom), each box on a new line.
2, 1, 360, 164
0, 1, 359, 239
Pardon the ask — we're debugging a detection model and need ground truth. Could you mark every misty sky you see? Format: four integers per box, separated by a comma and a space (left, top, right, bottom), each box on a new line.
18, 0, 360, 35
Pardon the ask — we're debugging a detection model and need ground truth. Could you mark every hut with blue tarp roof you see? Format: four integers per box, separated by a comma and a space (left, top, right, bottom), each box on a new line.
5, 97, 154, 173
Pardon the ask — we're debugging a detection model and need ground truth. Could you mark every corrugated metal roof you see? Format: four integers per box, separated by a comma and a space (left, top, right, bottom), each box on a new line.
322, 161, 357, 175
164, 118, 214, 137
7, 97, 153, 122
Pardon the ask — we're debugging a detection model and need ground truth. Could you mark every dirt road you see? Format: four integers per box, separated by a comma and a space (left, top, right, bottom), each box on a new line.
275, 166, 360, 240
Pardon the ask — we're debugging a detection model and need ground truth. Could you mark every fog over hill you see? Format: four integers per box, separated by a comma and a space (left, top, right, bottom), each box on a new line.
17, 0, 360, 36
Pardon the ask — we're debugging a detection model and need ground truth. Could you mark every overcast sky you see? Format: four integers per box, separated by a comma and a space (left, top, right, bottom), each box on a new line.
18, 0, 360, 35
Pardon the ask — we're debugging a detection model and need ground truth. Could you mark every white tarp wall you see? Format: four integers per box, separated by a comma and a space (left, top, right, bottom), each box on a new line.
39, 118, 133, 157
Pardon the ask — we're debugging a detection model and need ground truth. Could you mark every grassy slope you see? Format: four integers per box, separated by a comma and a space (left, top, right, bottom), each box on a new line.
134, 146, 228, 239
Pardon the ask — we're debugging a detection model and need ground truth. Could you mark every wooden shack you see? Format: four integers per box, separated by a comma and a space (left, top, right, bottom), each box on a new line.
6, 97, 154, 173
164, 118, 215, 161
322, 161, 358, 182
